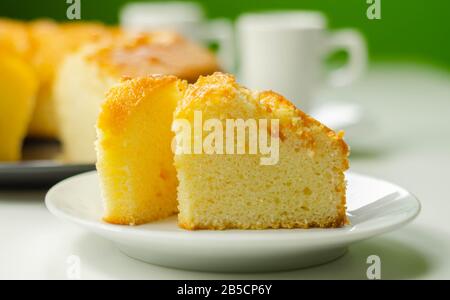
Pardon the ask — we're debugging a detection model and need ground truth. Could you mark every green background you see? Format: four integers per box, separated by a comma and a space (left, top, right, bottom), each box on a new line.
1, 0, 449, 69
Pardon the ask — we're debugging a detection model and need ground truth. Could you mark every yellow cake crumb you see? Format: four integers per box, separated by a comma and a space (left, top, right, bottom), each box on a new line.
96, 76, 187, 225
174, 73, 349, 230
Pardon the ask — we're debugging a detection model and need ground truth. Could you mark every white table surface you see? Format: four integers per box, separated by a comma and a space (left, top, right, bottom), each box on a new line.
1, 63, 449, 280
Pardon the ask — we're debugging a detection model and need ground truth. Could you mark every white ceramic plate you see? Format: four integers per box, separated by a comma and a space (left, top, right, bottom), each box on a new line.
45, 171, 420, 272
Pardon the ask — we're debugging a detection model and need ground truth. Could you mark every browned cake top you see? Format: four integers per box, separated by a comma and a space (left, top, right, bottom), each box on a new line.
86, 32, 220, 82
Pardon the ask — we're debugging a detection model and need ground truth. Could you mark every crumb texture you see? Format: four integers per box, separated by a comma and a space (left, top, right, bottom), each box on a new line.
96, 76, 187, 225
174, 73, 349, 230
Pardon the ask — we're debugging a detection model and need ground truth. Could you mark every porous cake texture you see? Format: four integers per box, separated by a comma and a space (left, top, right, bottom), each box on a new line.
173, 73, 349, 229
96, 76, 187, 225
96, 72, 349, 229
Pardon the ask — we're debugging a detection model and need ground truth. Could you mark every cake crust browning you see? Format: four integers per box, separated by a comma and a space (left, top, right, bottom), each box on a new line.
179, 216, 348, 230
174, 73, 349, 230
98, 75, 187, 134
177, 73, 348, 160
96, 73, 349, 229
86, 33, 220, 83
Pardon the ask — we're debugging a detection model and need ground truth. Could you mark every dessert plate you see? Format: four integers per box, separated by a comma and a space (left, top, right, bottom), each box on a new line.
45, 171, 420, 272
0, 161, 95, 188
0, 140, 94, 187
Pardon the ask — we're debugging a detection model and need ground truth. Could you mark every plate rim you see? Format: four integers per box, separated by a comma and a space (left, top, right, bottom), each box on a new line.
45, 170, 421, 243
0, 162, 94, 172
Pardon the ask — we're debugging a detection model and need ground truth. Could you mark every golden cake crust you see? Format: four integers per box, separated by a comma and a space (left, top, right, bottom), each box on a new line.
98, 75, 187, 135
179, 216, 348, 230
175, 73, 349, 230
176, 72, 349, 168
85, 33, 220, 82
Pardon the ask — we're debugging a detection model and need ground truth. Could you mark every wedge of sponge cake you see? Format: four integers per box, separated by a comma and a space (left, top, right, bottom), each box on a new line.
55, 32, 219, 163
174, 73, 349, 229
96, 73, 349, 229
96, 76, 187, 225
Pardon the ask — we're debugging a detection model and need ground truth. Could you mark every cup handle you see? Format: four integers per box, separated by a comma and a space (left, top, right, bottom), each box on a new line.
204, 18, 235, 72
326, 29, 367, 87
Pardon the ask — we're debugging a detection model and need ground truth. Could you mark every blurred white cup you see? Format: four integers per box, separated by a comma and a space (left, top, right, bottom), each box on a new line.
120, 1, 234, 71
237, 11, 367, 112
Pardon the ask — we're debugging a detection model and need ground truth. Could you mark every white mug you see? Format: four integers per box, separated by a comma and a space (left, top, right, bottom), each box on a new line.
237, 11, 367, 112
120, 2, 234, 71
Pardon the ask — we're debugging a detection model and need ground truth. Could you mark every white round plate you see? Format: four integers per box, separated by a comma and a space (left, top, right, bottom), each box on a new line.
45, 171, 420, 272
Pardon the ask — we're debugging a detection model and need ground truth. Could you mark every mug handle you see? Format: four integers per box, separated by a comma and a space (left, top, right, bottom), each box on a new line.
203, 18, 235, 72
326, 29, 367, 87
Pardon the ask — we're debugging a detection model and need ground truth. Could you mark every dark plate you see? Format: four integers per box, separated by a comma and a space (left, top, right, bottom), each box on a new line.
0, 139, 95, 188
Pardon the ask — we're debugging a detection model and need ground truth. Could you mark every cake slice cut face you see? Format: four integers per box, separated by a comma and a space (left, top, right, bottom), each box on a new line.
96, 76, 187, 225
173, 73, 349, 229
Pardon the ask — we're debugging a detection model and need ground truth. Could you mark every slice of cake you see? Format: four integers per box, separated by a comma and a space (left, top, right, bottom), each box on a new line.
0, 19, 31, 60
173, 73, 349, 229
0, 52, 37, 161
55, 32, 219, 163
96, 76, 187, 225
27, 20, 115, 138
